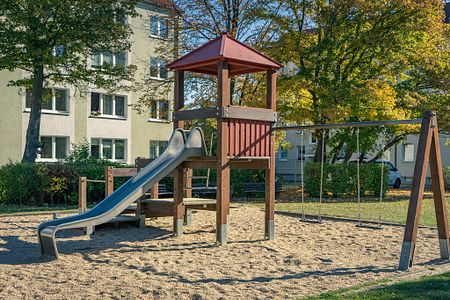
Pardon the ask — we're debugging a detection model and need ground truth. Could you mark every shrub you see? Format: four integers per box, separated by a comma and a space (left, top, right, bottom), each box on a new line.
444, 166, 450, 191
0, 161, 133, 207
304, 162, 388, 199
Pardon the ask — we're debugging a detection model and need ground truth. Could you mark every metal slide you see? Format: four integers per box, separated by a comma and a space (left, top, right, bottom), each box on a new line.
38, 128, 207, 259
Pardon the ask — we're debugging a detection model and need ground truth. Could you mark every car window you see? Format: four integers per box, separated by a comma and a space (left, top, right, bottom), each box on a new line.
388, 162, 395, 170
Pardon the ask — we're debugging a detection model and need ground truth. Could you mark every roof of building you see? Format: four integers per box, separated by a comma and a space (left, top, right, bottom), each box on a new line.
167, 32, 283, 76
141, 0, 176, 10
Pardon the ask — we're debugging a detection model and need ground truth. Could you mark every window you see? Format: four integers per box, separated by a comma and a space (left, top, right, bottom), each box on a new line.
402, 143, 415, 162
53, 45, 65, 57
150, 16, 169, 38
150, 140, 168, 159
90, 138, 127, 161
26, 88, 69, 113
278, 146, 288, 160
149, 100, 169, 121
310, 133, 317, 144
91, 51, 126, 68
297, 145, 306, 160
90, 93, 127, 118
149, 58, 168, 79
38, 136, 68, 161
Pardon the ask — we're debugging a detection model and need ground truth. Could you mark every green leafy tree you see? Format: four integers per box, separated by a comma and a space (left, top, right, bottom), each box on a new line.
267, 0, 449, 161
0, 0, 138, 162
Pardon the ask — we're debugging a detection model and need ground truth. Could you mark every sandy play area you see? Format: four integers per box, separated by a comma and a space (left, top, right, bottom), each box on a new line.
1, 205, 449, 299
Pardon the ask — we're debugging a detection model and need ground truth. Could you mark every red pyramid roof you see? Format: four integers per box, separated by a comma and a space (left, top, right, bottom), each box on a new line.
168, 33, 283, 76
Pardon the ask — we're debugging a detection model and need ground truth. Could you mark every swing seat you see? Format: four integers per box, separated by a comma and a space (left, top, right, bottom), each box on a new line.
356, 222, 382, 230
300, 216, 323, 224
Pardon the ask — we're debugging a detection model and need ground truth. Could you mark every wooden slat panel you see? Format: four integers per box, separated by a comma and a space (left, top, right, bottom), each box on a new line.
111, 168, 137, 177
229, 119, 235, 157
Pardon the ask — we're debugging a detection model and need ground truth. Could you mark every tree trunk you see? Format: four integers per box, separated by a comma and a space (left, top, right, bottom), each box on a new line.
22, 65, 44, 162
314, 129, 327, 163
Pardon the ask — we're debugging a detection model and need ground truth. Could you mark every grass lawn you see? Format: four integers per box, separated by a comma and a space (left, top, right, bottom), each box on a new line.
257, 189, 450, 227
303, 271, 450, 299
0, 205, 79, 216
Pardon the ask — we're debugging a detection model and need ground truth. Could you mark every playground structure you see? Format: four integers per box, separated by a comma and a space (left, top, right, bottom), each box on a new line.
36, 33, 447, 271
37, 32, 282, 258
274, 111, 450, 270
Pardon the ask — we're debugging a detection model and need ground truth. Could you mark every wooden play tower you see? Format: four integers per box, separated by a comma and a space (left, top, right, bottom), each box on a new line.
166, 33, 282, 244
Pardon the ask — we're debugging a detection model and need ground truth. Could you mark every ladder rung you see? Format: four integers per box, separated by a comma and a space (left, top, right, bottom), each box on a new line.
189, 176, 209, 179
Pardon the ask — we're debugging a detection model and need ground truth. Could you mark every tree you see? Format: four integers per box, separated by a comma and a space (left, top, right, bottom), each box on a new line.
0, 0, 138, 162
267, 0, 449, 161
133, 0, 281, 111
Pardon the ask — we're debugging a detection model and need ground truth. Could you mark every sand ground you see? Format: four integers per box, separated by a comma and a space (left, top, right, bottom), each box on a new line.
1, 206, 449, 299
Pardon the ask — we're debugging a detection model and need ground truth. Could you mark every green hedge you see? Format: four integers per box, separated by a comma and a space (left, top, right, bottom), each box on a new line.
0, 162, 265, 207
304, 162, 389, 198
444, 166, 450, 191
0, 161, 134, 207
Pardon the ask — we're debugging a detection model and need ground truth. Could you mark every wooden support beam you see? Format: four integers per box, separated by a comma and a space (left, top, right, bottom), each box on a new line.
78, 177, 87, 212
183, 157, 269, 169
399, 111, 449, 270
111, 168, 137, 177
173, 166, 185, 236
216, 61, 231, 245
429, 120, 450, 260
105, 166, 114, 197
174, 107, 218, 121
173, 70, 185, 236
265, 70, 277, 240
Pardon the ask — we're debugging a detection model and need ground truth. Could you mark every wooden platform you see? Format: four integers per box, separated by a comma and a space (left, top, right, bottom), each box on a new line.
140, 198, 217, 218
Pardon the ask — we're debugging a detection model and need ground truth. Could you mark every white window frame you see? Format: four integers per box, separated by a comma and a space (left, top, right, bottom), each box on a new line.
149, 16, 169, 39
150, 140, 168, 159
25, 88, 70, 114
278, 146, 288, 161
90, 138, 127, 162
402, 143, 415, 162
91, 52, 127, 68
309, 132, 317, 145
297, 145, 306, 160
149, 57, 168, 80
37, 136, 69, 162
149, 99, 170, 122
90, 93, 127, 119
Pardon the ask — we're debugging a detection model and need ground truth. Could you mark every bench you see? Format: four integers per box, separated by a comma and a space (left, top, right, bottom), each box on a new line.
242, 180, 282, 199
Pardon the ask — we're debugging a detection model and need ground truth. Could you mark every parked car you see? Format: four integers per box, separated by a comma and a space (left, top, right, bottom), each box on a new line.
374, 160, 402, 189
349, 159, 402, 189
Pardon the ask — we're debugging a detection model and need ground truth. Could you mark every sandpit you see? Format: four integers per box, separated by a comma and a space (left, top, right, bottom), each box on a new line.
1, 205, 449, 299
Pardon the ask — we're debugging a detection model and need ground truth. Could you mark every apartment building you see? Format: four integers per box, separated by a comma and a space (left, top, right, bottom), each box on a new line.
0, 1, 177, 165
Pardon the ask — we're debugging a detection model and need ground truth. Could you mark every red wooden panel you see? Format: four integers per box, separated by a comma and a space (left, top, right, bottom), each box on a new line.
229, 119, 235, 157
236, 119, 240, 156
255, 122, 261, 157
265, 123, 270, 156
245, 122, 251, 156
226, 119, 272, 157
240, 120, 245, 157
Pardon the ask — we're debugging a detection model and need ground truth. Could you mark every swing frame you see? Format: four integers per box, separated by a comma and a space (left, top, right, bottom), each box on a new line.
274, 111, 449, 271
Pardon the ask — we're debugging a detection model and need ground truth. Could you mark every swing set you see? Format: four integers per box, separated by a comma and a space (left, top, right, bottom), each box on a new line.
274, 111, 450, 270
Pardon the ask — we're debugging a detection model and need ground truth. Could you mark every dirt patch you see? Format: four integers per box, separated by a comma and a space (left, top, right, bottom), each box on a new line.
0, 206, 449, 299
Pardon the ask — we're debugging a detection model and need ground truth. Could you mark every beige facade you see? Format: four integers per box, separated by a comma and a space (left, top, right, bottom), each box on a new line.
0, 2, 175, 166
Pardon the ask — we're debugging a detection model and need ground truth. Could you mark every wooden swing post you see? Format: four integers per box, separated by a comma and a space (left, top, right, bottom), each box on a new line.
399, 111, 450, 270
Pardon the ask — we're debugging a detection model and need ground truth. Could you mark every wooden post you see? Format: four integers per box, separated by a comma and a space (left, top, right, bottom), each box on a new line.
78, 177, 87, 212
265, 70, 277, 240
173, 70, 185, 235
135, 158, 146, 228
216, 61, 231, 245
399, 111, 449, 270
430, 115, 450, 260
105, 166, 114, 197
